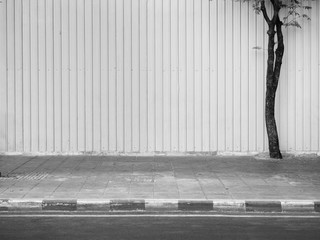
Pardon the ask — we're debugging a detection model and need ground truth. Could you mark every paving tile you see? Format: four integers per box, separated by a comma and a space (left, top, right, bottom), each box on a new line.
154, 192, 179, 198
79, 189, 105, 194
130, 187, 154, 193
240, 178, 269, 186
129, 193, 154, 199
81, 183, 108, 190
231, 193, 260, 200
27, 188, 56, 195
154, 187, 178, 192
154, 179, 176, 184
107, 182, 131, 187
204, 192, 232, 199
103, 193, 131, 199
179, 193, 206, 199
76, 193, 104, 199
104, 188, 130, 193
198, 179, 224, 184
154, 193, 180, 199
23, 193, 53, 199
202, 189, 229, 195
227, 186, 252, 193
50, 192, 79, 198
1, 192, 29, 198
201, 186, 227, 192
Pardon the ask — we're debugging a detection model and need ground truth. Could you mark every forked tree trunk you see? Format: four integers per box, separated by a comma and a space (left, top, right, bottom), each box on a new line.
265, 17, 284, 159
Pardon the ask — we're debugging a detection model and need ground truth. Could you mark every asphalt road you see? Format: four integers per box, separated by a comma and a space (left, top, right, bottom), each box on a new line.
0, 214, 320, 240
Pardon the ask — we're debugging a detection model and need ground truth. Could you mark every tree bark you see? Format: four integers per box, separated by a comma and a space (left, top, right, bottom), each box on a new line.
265, 17, 283, 159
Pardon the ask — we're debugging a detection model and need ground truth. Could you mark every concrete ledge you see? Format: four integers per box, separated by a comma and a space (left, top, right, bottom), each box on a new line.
213, 200, 245, 212
314, 201, 320, 212
9, 199, 42, 211
178, 200, 213, 211
110, 200, 145, 211
0, 199, 320, 213
77, 199, 110, 211
42, 200, 77, 211
245, 201, 282, 212
282, 201, 315, 213
0, 199, 10, 211
145, 199, 178, 211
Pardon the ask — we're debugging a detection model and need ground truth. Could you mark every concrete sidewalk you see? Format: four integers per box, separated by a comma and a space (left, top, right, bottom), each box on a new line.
0, 154, 320, 213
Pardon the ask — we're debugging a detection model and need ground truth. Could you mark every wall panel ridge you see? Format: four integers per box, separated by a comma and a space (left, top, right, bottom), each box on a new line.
0, 0, 319, 154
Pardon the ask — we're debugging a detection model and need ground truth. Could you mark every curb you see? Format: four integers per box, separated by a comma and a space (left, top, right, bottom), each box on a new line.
1, 199, 320, 213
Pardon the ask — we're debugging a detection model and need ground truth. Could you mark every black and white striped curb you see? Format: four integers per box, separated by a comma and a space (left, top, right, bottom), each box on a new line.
0, 199, 319, 213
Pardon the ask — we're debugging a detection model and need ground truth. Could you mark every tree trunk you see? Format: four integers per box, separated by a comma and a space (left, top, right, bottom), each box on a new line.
265, 21, 283, 159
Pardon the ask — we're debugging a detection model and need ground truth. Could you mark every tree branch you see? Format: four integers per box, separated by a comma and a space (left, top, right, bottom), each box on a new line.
260, 1, 271, 24
270, 0, 281, 24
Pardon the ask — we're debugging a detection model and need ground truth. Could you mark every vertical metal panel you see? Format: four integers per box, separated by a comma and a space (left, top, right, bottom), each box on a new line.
108, 0, 117, 151
209, 0, 218, 152
233, 0, 241, 152
92, 0, 101, 152
155, 0, 163, 151
22, 0, 31, 152
100, 0, 109, 151
1, 0, 320, 154
46, 0, 54, 152
0, 0, 7, 152
131, 0, 140, 152
178, 0, 187, 152
53, 0, 62, 152
217, 0, 226, 151
256, 6, 266, 152
147, 0, 155, 152
77, 0, 86, 152
123, 0, 131, 152
84, 0, 93, 151
194, 0, 202, 151
163, 0, 171, 151
248, 8, 257, 152
225, 0, 233, 151
38, 0, 46, 152
202, 0, 210, 152
140, 0, 148, 152
69, 0, 78, 152
186, 0, 194, 151
116, 0, 124, 152
310, 2, 319, 151
14, 0, 23, 152
240, 1, 249, 152
170, 0, 178, 152
7, 0, 15, 152
61, 0, 70, 152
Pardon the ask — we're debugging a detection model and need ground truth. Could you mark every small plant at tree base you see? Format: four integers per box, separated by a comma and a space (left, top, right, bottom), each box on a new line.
243, 0, 313, 159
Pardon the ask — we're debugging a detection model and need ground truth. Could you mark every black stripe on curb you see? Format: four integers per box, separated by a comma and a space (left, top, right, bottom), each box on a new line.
245, 201, 282, 213
77, 200, 110, 211
110, 200, 145, 211
178, 200, 213, 211
315, 202, 320, 212
42, 200, 77, 211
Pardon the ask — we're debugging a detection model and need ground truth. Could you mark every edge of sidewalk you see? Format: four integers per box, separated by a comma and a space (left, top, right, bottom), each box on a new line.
1, 199, 320, 213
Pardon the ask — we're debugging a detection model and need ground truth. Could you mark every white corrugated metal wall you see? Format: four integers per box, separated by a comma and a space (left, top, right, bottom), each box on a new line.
0, 0, 319, 154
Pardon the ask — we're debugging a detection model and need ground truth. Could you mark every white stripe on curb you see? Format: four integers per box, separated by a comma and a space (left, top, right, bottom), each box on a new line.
145, 199, 178, 211
213, 200, 245, 212
281, 201, 315, 212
